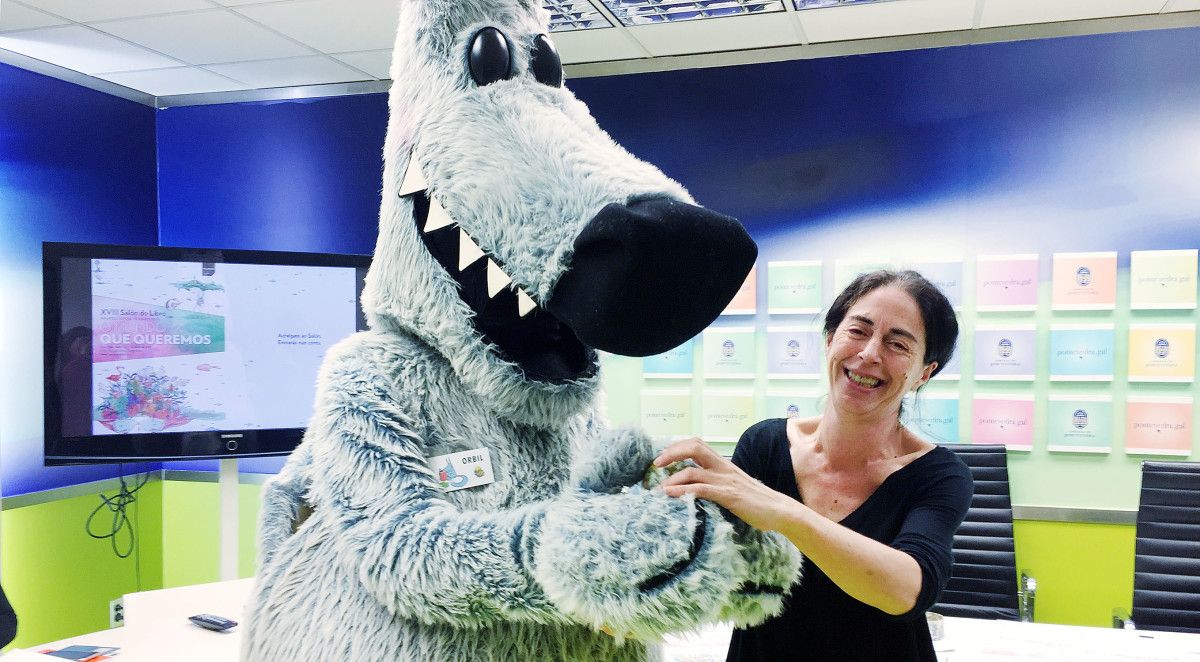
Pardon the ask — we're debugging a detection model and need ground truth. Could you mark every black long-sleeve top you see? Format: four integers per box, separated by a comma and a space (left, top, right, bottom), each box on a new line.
727, 418, 973, 662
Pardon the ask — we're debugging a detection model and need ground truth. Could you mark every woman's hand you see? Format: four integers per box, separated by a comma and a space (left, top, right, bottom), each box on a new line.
654, 438, 795, 533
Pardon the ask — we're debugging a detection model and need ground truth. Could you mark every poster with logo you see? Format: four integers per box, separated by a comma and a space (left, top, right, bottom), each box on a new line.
90, 259, 357, 435
972, 395, 1034, 451
904, 394, 959, 443
767, 260, 823, 314
702, 327, 757, 379
1046, 395, 1113, 453
1049, 324, 1115, 381
976, 254, 1039, 312
1130, 249, 1197, 310
1051, 252, 1117, 310
721, 264, 757, 316
1125, 396, 1193, 456
834, 259, 893, 294
1127, 324, 1195, 383
906, 260, 963, 310
932, 349, 962, 381
702, 389, 756, 443
642, 337, 695, 379
974, 326, 1037, 381
640, 389, 693, 441
766, 327, 823, 379
765, 391, 823, 420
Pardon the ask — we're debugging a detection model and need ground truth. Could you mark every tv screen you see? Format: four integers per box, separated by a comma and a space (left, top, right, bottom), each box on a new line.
43, 242, 371, 465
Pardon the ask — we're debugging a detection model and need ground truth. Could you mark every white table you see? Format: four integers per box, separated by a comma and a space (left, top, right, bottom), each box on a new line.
12, 581, 1200, 662
12, 579, 254, 661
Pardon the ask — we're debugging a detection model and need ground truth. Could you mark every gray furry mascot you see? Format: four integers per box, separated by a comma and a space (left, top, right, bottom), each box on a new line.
242, 1, 802, 660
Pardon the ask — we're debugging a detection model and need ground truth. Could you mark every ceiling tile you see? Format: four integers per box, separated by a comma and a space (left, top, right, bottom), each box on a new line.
1163, 0, 1200, 9
331, 49, 392, 79
553, 28, 645, 64
97, 66, 249, 96
233, 0, 399, 53
96, 10, 313, 65
16, 0, 213, 23
627, 12, 799, 56
0, 25, 180, 73
797, 0, 974, 43
204, 55, 369, 88
979, 0, 1166, 27
0, 2, 70, 31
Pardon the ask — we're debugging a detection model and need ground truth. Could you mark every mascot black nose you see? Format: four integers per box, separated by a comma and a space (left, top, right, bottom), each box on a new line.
546, 197, 758, 357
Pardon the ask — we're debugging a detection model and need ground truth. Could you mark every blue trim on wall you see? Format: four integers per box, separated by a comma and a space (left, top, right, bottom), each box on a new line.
0, 62, 159, 496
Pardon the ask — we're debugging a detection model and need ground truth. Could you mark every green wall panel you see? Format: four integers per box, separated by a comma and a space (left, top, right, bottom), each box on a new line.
160, 481, 261, 588
0, 480, 164, 650
1014, 519, 1135, 627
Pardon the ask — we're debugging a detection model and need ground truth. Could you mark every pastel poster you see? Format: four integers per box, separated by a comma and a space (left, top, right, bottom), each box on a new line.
908, 260, 963, 310
702, 327, 756, 379
976, 254, 1039, 311
1049, 325, 1115, 381
722, 264, 757, 315
1051, 252, 1117, 310
767, 260, 822, 314
1128, 324, 1196, 382
765, 392, 822, 419
766, 327, 823, 379
972, 396, 1034, 450
1125, 397, 1194, 456
932, 348, 961, 381
974, 327, 1037, 380
905, 395, 959, 443
702, 390, 756, 443
1130, 249, 1198, 310
643, 336, 695, 378
1046, 396, 1112, 453
640, 389, 693, 440
834, 259, 893, 293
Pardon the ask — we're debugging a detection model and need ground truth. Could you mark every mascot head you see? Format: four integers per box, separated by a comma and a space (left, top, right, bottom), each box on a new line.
362, 0, 757, 424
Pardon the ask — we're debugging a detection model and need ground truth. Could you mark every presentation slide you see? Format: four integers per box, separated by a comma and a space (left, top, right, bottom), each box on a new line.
89, 259, 358, 435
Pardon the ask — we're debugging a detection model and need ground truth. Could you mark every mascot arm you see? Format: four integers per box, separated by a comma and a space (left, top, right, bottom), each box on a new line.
300, 353, 569, 628
563, 422, 805, 633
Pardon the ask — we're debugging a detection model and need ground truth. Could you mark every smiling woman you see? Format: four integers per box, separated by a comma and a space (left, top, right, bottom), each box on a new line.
656, 270, 974, 662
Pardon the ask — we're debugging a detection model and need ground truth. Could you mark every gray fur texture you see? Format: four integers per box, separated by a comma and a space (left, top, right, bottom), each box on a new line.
242, 1, 802, 660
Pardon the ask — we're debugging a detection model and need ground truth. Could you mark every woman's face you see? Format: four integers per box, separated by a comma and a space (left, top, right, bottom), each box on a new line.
825, 285, 936, 421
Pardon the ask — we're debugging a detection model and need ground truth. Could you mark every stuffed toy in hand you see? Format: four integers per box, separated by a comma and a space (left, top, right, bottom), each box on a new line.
241, 2, 802, 660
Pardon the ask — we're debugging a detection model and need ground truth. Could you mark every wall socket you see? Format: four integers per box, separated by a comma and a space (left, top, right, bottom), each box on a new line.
109, 597, 124, 628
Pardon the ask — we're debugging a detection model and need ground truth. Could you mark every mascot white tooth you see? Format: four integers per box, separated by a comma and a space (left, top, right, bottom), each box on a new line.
242, 1, 802, 660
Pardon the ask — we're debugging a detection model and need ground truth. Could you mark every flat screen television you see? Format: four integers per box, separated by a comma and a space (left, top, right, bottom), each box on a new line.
43, 242, 371, 465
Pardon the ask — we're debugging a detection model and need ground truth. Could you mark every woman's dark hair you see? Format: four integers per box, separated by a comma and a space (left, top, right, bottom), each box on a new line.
823, 270, 958, 379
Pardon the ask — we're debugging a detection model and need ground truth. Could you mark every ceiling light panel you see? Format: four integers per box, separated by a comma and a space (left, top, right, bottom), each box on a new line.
544, 1, 612, 31
793, 0, 891, 9
599, 0, 785, 26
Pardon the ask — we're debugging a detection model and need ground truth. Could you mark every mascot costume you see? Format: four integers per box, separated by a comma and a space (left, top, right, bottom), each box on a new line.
242, 1, 802, 659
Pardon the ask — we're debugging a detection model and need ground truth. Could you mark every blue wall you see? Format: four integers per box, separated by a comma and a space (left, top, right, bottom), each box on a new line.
0, 63, 159, 496
4, 26, 1198, 492
156, 95, 386, 254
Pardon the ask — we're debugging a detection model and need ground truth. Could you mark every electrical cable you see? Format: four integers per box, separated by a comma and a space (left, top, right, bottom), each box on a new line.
86, 465, 150, 559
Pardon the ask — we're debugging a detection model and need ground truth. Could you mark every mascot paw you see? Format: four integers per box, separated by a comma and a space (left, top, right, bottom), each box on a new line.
534, 491, 744, 638
572, 427, 659, 494
719, 527, 803, 627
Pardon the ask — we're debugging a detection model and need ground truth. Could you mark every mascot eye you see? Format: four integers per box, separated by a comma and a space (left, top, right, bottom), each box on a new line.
530, 34, 563, 88
468, 27, 513, 86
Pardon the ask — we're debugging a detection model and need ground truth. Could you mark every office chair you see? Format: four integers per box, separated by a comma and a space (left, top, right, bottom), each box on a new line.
1115, 461, 1200, 633
933, 444, 1034, 621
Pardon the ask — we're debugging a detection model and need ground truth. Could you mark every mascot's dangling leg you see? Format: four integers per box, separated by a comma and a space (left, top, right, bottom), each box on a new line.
242, 1, 802, 660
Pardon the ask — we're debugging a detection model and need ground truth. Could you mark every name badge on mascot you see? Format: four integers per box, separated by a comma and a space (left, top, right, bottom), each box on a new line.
430, 448, 496, 492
